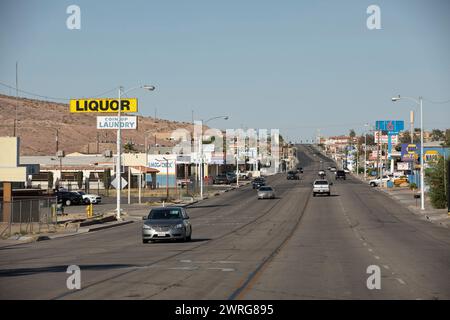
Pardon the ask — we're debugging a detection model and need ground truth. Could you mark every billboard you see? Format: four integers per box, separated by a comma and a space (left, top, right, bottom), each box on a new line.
97, 116, 137, 129
375, 120, 404, 133
397, 162, 410, 171
401, 143, 420, 162
70, 98, 138, 113
374, 132, 398, 144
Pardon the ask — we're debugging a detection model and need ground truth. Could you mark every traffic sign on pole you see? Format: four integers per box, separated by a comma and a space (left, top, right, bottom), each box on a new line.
111, 177, 127, 190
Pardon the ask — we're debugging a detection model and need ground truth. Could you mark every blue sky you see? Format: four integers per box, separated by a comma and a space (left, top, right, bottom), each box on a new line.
1, 0, 449, 142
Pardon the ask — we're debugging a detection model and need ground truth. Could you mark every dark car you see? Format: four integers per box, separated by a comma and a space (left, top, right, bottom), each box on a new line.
335, 170, 346, 180
296, 166, 303, 173
287, 171, 300, 180
213, 174, 230, 185
226, 172, 237, 183
252, 177, 266, 189
56, 191, 83, 206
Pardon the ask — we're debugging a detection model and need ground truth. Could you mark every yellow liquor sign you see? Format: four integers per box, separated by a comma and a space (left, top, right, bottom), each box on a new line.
69, 98, 138, 113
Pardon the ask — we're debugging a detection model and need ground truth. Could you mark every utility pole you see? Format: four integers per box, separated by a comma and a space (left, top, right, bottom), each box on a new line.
14, 61, 18, 137
55, 129, 59, 153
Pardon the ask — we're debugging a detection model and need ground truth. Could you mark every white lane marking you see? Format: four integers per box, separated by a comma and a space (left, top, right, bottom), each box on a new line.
363, 243, 368, 246
374, 256, 380, 260
207, 267, 235, 272
179, 260, 240, 264
383, 265, 390, 270
168, 266, 198, 271
368, 248, 373, 252
396, 278, 406, 285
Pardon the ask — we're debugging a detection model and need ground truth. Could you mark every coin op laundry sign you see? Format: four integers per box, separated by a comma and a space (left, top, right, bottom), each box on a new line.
70, 98, 138, 113
97, 116, 137, 129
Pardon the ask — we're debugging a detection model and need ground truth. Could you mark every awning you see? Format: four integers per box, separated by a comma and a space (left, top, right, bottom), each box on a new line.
130, 166, 160, 174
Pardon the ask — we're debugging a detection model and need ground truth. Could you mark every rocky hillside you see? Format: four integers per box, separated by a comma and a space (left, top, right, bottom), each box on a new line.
0, 94, 194, 156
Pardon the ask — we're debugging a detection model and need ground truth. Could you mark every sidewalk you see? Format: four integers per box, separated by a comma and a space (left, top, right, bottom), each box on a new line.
352, 173, 450, 229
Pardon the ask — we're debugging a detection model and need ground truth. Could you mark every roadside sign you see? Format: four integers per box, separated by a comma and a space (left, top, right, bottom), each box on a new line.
111, 177, 128, 190
97, 116, 137, 129
401, 143, 420, 162
374, 132, 398, 144
70, 98, 138, 113
397, 162, 410, 171
375, 120, 404, 134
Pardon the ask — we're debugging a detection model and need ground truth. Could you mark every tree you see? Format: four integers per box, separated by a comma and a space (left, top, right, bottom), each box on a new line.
76, 171, 83, 189
425, 156, 448, 209
400, 130, 420, 144
349, 129, 356, 139
444, 129, 450, 147
123, 142, 138, 153
430, 129, 444, 142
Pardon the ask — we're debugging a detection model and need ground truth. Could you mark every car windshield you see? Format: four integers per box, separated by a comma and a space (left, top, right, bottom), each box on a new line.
259, 187, 273, 191
77, 191, 85, 195
314, 181, 328, 185
148, 209, 182, 220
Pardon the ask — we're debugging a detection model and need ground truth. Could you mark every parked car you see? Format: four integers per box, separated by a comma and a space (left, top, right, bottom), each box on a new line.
252, 177, 266, 189
56, 191, 83, 206
257, 186, 276, 199
369, 175, 391, 187
335, 170, 346, 180
313, 180, 332, 197
226, 172, 237, 183
213, 174, 230, 185
142, 207, 192, 243
76, 191, 102, 204
287, 171, 300, 180
237, 171, 249, 180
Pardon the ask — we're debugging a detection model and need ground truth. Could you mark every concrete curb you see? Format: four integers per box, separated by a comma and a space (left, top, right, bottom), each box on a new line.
0, 220, 135, 248
81, 220, 134, 232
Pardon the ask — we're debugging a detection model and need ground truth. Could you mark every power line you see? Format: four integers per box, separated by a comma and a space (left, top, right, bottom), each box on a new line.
424, 98, 450, 104
0, 81, 119, 102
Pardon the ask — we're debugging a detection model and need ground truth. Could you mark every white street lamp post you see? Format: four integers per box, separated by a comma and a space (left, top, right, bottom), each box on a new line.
392, 95, 424, 210
199, 116, 229, 199
364, 123, 370, 180
116, 85, 155, 220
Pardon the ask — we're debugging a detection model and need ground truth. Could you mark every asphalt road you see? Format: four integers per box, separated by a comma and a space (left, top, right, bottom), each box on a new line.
1, 145, 449, 300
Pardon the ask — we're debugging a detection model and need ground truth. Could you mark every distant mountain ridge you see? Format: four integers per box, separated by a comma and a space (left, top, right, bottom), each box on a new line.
0, 94, 194, 156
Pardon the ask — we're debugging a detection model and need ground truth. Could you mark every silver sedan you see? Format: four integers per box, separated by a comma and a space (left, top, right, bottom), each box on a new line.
142, 207, 192, 243
257, 186, 276, 199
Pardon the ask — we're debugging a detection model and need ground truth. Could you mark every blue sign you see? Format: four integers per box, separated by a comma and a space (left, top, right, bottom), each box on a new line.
401, 143, 420, 162
375, 120, 404, 134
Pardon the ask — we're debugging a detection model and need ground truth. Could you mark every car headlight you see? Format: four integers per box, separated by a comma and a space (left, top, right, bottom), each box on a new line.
174, 224, 184, 229
143, 224, 152, 230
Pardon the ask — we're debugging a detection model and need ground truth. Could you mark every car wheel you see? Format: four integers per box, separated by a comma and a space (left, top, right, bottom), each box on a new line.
327, 192, 331, 196
65, 199, 71, 206
83, 198, 90, 205
370, 182, 376, 187
313, 193, 316, 197
142, 239, 149, 244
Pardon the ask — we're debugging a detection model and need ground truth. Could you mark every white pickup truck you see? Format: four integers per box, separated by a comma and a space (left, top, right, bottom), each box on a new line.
313, 179, 332, 197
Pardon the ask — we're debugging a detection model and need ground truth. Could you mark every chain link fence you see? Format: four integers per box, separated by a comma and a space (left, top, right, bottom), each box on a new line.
0, 197, 58, 238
